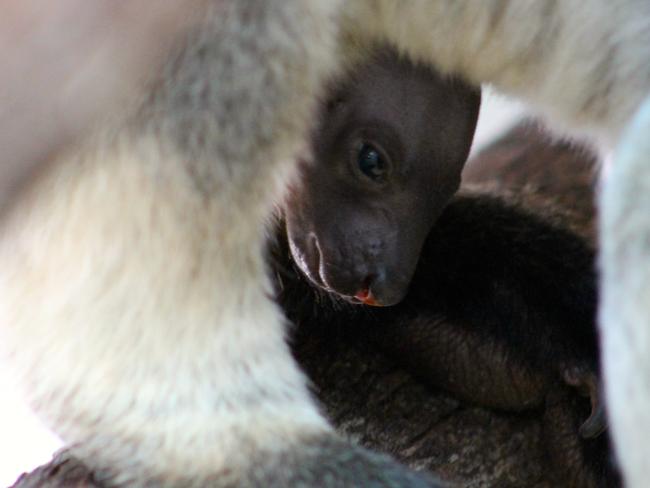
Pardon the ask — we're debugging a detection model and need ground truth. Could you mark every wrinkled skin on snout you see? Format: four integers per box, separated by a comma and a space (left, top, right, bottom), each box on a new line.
285, 47, 481, 306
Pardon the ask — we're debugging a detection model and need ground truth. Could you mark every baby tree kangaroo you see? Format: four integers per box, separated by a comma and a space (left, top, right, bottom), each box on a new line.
285, 45, 604, 440
285, 47, 481, 306
279, 48, 614, 486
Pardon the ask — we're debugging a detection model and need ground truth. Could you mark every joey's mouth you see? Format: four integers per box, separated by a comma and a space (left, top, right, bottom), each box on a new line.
315, 258, 383, 307
291, 234, 385, 306
354, 287, 380, 306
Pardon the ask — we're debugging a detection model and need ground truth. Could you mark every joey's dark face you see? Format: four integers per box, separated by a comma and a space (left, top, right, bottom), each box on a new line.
285, 48, 480, 306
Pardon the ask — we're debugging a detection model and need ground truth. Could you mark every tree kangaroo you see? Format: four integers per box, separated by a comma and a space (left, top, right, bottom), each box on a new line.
1, 1, 649, 486
279, 53, 613, 485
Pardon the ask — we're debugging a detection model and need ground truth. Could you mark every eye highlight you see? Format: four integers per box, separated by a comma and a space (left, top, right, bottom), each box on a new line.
357, 143, 388, 181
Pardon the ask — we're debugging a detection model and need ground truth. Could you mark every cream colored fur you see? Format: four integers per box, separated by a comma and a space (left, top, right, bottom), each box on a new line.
343, 1, 650, 148
0, 1, 341, 485
600, 94, 650, 488
1, 1, 649, 486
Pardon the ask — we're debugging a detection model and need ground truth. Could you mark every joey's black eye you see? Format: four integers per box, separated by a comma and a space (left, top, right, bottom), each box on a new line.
357, 143, 388, 181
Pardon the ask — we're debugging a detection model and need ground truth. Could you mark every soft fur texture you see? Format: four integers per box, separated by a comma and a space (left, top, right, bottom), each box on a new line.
6, 122, 613, 488
341, 1, 650, 148
2, 3, 441, 487
1, 1, 650, 486
600, 95, 650, 488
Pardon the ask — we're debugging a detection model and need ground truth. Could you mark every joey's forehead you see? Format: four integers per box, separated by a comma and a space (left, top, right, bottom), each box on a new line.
348, 78, 464, 143
344, 94, 460, 167
351, 75, 438, 119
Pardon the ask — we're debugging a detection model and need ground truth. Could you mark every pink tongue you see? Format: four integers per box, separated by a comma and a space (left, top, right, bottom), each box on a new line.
355, 288, 379, 306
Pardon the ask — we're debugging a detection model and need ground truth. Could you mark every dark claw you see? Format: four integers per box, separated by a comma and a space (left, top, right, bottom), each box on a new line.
579, 402, 607, 439
562, 365, 607, 439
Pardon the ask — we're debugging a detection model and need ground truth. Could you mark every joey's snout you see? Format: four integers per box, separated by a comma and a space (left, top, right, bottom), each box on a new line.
331, 226, 421, 307
287, 223, 415, 307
